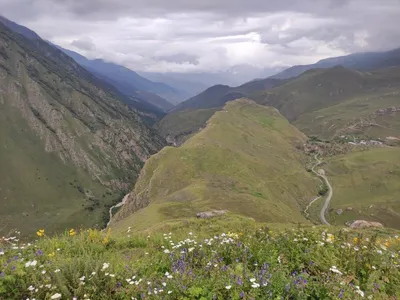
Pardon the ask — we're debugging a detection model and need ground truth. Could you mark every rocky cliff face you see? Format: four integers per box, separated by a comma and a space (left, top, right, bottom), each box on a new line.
0, 23, 166, 234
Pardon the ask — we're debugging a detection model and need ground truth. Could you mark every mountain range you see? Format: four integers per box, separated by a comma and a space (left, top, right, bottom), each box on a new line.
1, 15, 400, 236
1, 12, 400, 300
53, 46, 185, 109
271, 47, 400, 80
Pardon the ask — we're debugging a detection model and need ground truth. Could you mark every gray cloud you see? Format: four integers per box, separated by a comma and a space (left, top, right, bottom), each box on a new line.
153, 54, 199, 65
70, 37, 96, 51
0, 0, 399, 74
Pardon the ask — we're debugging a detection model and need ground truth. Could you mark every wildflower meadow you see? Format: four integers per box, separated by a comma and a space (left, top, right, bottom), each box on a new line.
1, 218, 400, 299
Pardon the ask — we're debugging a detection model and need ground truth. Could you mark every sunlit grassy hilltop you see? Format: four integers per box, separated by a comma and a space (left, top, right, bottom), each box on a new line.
112, 99, 319, 233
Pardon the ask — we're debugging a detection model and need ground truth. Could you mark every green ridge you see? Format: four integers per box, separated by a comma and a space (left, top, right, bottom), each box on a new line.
112, 99, 319, 232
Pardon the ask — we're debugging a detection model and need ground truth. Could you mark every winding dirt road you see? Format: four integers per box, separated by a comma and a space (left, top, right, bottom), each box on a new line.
311, 154, 332, 226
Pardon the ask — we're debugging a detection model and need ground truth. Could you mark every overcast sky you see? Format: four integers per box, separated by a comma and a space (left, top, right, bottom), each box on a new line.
1, 0, 399, 73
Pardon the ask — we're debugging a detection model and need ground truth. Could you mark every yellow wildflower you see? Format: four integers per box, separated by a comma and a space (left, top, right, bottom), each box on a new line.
36, 229, 45, 237
326, 233, 335, 243
69, 229, 76, 236
353, 237, 359, 244
48, 252, 56, 258
102, 228, 112, 245
228, 232, 239, 239
384, 241, 390, 248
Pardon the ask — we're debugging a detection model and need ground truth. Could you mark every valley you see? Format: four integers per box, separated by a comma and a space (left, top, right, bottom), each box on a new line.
0, 11, 400, 299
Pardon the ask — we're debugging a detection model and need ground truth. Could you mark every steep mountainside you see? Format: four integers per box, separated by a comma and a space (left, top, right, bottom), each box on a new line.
56, 46, 181, 108
271, 47, 400, 80
0, 16, 166, 119
0, 15, 41, 40
0, 22, 166, 235
111, 99, 318, 231
83, 67, 172, 113
253, 66, 400, 139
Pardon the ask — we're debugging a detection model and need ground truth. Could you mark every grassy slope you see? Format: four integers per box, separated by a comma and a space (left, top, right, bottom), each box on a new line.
252, 66, 400, 140
251, 66, 367, 121
154, 108, 219, 143
324, 147, 400, 228
294, 90, 400, 140
112, 99, 319, 233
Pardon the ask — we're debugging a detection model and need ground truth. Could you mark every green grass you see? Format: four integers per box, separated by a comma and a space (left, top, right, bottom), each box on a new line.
1, 216, 400, 299
250, 66, 400, 140
111, 99, 319, 232
155, 108, 219, 143
323, 147, 400, 228
294, 92, 400, 140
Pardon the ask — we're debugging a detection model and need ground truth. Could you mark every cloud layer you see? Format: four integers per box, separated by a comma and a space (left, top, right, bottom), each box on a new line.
1, 0, 399, 73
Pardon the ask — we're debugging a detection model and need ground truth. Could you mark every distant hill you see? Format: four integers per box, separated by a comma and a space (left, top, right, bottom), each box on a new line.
250, 65, 400, 139
112, 99, 318, 230
271, 47, 400, 80
140, 65, 283, 100
253, 66, 367, 121
157, 78, 283, 143
290, 66, 400, 139
161, 65, 400, 143
0, 21, 166, 235
170, 78, 282, 113
54, 46, 176, 112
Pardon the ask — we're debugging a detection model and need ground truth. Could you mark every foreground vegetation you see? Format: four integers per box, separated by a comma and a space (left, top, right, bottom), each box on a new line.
1, 216, 400, 299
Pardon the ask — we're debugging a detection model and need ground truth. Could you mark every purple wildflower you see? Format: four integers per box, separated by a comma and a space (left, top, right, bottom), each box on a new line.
0, 272, 4, 278
237, 277, 243, 285
339, 289, 344, 298
239, 291, 245, 298
36, 249, 43, 256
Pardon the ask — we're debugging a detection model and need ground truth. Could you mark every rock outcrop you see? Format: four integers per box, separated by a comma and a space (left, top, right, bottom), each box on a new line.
196, 210, 228, 219
349, 220, 384, 229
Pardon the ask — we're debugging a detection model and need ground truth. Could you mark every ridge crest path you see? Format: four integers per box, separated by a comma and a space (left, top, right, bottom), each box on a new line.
311, 154, 333, 225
